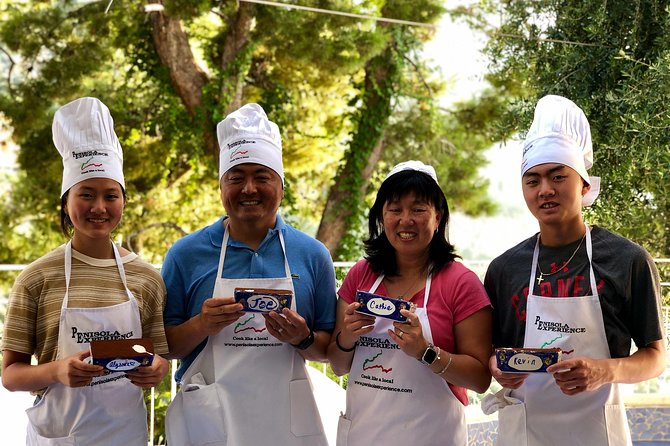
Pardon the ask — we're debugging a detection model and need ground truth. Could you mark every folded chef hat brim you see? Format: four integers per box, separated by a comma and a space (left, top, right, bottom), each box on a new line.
522, 133, 600, 207
385, 160, 439, 183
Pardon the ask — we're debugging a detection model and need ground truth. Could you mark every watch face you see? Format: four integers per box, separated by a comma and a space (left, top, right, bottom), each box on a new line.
423, 347, 438, 365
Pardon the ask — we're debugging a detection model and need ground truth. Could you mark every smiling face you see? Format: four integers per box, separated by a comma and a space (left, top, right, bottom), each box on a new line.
522, 163, 590, 230
381, 192, 441, 260
65, 178, 125, 245
219, 163, 283, 230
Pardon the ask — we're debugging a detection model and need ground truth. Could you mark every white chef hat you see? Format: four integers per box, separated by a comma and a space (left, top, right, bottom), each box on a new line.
216, 103, 284, 185
385, 160, 439, 184
521, 95, 600, 206
53, 97, 124, 197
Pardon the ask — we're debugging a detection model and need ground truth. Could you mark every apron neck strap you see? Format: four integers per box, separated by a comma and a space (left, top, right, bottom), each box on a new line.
218, 220, 291, 280
63, 240, 133, 308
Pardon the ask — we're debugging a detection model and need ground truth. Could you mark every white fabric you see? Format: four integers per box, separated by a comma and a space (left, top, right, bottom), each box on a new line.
217, 103, 284, 184
521, 95, 600, 206
53, 97, 124, 197
493, 225, 630, 446
166, 224, 328, 446
26, 241, 147, 445
306, 365, 346, 446
385, 160, 438, 184
481, 388, 523, 416
338, 274, 466, 446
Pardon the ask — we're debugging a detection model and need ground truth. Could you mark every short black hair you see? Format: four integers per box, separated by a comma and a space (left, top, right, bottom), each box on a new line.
363, 169, 458, 276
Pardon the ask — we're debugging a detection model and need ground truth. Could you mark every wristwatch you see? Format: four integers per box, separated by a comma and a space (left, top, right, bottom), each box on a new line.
291, 330, 315, 350
419, 343, 439, 365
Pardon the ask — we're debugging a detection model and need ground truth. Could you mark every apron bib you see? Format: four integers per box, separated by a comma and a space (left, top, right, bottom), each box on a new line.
337, 273, 466, 446
26, 241, 147, 446
166, 225, 327, 446
496, 225, 630, 446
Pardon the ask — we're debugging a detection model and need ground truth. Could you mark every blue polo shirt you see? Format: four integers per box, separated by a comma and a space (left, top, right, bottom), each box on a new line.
162, 215, 337, 381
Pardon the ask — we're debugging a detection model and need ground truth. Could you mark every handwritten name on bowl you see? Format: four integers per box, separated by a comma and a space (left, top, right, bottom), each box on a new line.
106, 358, 142, 372
366, 298, 396, 316
247, 295, 280, 311
508, 353, 543, 371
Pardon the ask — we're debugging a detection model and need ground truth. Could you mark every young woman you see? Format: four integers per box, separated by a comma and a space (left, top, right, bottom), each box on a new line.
328, 160, 492, 446
1, 97, 169, 445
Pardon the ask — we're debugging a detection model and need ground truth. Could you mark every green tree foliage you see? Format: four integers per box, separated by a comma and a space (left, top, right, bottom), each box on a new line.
0, 0, 500, 267
482, 0, 670, 259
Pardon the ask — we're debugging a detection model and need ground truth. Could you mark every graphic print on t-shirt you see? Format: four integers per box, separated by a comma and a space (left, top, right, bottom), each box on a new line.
509, 259, 605, 323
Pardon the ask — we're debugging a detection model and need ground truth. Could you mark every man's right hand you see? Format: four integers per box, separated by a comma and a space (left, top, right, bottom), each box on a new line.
198, 297, 244, 336
489, 354, 528, 389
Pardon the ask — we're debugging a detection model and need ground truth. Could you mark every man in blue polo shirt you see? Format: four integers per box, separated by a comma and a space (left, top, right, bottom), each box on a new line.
162, 103, 336, 446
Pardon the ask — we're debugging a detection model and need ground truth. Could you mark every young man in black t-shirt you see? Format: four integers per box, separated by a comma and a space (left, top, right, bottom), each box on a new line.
482, 95, 665, 446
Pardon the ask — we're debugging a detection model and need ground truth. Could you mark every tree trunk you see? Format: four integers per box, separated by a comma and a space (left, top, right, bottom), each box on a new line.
316, 136, 386, 256
148, 5, 218, 162
148, 3, 253, 167
316, 39, 399, 257
221, 3, 254, 116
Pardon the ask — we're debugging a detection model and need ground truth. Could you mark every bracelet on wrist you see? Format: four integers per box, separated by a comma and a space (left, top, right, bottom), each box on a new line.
435, 352, 453, 375
335, 331, 356, 352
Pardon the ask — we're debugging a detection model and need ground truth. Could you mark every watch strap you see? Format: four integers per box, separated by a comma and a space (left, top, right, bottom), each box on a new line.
291, 329, 315, 350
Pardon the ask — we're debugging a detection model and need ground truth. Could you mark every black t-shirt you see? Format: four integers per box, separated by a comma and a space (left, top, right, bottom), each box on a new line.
484, 226, 663, 358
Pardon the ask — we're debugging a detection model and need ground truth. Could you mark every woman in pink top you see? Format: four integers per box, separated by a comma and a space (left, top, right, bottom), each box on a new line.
327, 160, 492, 446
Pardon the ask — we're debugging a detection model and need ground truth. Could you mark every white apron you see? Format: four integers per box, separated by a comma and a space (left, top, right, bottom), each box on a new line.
166, 225, 328, 446
337, 273, 466, 446
495, 225, 630, 446
26, 241, 147, 446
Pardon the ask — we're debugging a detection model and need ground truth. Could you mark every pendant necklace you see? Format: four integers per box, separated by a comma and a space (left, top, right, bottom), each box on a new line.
536, 233, 586, 285
392, 269, 426, 299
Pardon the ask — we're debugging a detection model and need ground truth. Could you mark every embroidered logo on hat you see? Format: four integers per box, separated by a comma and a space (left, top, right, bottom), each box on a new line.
76, 150, 108, 173
228, 139, 255, 150
80, 156, 103, 172
228, 139, 256, 162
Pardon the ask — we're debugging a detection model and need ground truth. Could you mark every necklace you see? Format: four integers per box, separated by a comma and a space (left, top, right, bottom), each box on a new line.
536, 233, 586, 285
390, 270, 425, 299
398, 277, 421, 299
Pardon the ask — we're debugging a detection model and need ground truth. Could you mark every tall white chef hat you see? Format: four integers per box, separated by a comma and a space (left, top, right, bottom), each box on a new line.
385, 160, 439, 184
216, 103, 284, 185
521, 94, 600, 206
53, 97, 124, 197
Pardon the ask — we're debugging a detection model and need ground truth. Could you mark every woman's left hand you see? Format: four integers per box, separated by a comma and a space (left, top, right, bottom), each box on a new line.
388, 309, 427, 359
125, 354, 170, 388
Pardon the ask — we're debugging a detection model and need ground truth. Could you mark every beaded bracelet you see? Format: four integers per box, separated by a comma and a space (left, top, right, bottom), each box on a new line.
335, 331, 356, 352
435, 352, 453, 375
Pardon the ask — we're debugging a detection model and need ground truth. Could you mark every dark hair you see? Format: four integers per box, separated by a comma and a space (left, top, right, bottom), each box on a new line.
363, 170, 458, 276
60, 186, 127, 237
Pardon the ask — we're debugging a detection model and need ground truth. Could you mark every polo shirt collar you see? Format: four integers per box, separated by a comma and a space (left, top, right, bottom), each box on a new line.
209, 214, 286, 248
